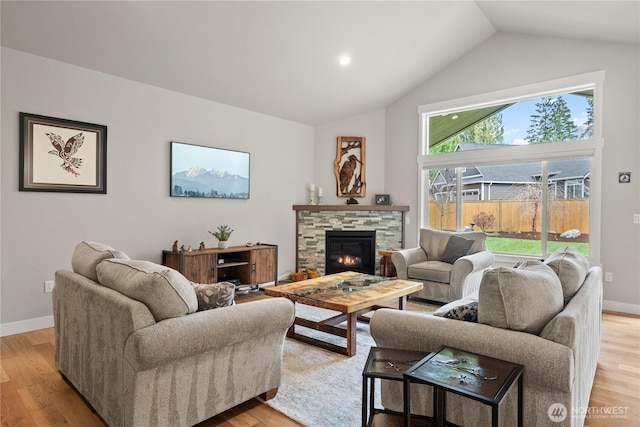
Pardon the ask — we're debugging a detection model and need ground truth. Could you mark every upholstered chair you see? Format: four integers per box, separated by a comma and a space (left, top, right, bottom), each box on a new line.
391, 228, 494, 303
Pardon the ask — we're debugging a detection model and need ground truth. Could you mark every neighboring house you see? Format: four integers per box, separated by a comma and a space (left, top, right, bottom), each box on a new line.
431, 143, 590, 201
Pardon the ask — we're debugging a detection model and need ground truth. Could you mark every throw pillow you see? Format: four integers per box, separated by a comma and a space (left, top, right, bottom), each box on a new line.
419, 228, 487, 261
96, 259, 198, 321
478, 260, 564, 334
544, 246, 590, 304
433, 291, 478, 316
441, 235, 474, 264
191, 282, 235, 311
71, 241, 130, 282
443, 301, 479, 322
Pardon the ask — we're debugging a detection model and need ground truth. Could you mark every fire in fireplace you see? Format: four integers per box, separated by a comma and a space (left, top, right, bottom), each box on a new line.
325, 230, 376, 275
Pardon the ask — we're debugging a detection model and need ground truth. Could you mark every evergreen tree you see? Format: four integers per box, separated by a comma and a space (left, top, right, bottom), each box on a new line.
431, 139, 458, 154
526, 96, 578, 143
579, 97, 594, 139
459, 113, 504, 144
429, 113, 504, 188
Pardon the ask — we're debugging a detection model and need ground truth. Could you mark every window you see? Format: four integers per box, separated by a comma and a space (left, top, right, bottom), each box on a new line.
417, 72, 603, 262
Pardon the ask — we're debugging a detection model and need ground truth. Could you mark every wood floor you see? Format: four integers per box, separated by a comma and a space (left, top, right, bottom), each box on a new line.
1, 296, 638, 426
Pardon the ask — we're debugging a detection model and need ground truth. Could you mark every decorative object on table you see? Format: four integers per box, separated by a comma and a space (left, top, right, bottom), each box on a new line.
209, 225, 233, 249
375, 194, 390, 205
170, 141, 250, 199
346, 197, 359, 205
19, 112, 107, 193
172, 240, 178, 252
619, 172, 631, 183
180, 245, 185, 251
199, 242, 205, 250
334, 136, 366, 198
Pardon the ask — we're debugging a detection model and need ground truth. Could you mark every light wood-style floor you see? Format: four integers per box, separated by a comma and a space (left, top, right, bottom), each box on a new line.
1, 294, 638, 426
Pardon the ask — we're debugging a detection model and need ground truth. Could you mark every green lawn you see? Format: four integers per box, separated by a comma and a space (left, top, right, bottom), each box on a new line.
486, 237, 589, 256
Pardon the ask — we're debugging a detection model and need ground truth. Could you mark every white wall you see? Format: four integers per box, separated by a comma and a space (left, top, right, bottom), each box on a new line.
313, 109, 386, 205
1, 48, 314, 334
385, 33, 640, 313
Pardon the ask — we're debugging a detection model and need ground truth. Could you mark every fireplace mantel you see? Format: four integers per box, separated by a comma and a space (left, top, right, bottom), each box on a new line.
293, 204, 409, 275
293, 204, 409, 212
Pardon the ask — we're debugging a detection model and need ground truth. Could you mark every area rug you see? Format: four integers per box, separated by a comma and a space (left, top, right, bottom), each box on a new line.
264, 300, 438, 427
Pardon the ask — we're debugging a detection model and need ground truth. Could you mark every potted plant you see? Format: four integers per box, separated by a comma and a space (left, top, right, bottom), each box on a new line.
209, 225, 233, 249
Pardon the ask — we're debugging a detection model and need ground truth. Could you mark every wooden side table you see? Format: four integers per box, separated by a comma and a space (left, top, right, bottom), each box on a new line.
362, 347, 429, 427
378, 249, 398, 277
403, 347, 523, 427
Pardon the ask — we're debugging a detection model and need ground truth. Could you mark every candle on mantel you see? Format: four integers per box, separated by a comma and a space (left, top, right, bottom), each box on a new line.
317, 187, 323, 197
310, 184, 315, 192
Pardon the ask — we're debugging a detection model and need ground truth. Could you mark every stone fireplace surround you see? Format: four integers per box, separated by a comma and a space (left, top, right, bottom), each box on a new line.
293, 204, 409, 276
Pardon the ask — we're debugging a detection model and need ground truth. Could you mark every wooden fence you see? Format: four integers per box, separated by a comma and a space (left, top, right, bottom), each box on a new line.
428, 199, 589, 234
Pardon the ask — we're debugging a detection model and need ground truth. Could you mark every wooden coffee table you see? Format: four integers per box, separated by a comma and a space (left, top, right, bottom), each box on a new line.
263, 271, 422, 356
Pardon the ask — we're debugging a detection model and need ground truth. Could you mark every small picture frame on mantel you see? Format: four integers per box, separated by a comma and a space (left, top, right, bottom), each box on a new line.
375, 194, 390, 205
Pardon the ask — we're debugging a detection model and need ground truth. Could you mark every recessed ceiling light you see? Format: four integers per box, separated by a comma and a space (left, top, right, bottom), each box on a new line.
451, 115, 459, 120
339, 55, 352, 66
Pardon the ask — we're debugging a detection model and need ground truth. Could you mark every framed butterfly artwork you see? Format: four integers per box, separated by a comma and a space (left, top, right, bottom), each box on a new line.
19, 113, 107, 193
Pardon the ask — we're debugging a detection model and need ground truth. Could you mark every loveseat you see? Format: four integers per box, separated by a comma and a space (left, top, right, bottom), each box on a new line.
371, 247, 602, 427
391, 228, 495, 303
53, 241, 295, 427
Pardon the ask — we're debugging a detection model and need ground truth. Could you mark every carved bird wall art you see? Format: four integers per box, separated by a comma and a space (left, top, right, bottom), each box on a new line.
46, 132, 84, 177
339, 154, 358, 193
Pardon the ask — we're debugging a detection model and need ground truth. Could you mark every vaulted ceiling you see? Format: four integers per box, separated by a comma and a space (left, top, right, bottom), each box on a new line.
2, 1, 638, 126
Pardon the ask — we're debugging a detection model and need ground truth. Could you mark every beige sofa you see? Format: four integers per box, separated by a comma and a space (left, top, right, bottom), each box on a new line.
53, 242, 295, 427
371, 247, 602, 427
392, 228, 495, 303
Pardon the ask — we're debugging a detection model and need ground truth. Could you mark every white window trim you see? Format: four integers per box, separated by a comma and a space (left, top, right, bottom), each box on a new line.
417, 71, 604, 264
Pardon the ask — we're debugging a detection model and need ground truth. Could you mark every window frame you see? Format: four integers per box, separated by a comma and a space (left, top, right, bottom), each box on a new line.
416, 71, 604, 264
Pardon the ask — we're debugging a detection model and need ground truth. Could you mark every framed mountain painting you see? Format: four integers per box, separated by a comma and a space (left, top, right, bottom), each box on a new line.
170, 141, 250, 199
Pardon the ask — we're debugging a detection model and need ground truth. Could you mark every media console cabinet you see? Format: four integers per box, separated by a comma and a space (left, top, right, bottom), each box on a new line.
162, 244, 277, 287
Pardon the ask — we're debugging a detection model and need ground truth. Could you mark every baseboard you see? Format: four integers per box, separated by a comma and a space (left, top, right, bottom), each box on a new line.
0, 315, 54, 337
603, 299, 640, 316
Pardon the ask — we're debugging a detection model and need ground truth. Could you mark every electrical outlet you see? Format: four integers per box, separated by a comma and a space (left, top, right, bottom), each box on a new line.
604, 272, 613, 282
634, 214, 640, 224
44, 280, 55, 293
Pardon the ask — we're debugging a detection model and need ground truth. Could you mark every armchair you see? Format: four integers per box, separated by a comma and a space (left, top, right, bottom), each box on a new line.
391, 228, 494, 303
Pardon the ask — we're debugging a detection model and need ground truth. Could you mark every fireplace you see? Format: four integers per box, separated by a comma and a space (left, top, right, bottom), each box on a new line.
325, 230, 376, 275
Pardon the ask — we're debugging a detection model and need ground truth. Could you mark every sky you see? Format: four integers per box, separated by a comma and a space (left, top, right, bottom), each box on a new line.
500, 93, 591, 145
171, 141, 250, 177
